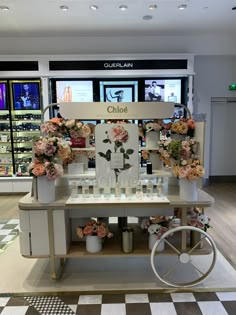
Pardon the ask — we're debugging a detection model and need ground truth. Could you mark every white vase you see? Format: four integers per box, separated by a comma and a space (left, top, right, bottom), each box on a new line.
74, 154, 88, 171
86, 235, 102, 253
37, 176, 55, 204
149, 152, 162, 170
179, 178, 198, 201
146, 131, 160, 149
149, 234, 165, 252
171, 133, 186, 140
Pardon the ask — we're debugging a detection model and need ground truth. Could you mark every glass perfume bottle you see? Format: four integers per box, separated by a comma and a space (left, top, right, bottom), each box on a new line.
146, 179, 153, 199
115, 182, 121, 199
93, 180, 100, 198
71, 181, 78, 198
82, 179, 89, 198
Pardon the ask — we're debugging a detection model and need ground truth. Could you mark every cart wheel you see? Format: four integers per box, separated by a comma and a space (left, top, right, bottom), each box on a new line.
150, 226, 217, 288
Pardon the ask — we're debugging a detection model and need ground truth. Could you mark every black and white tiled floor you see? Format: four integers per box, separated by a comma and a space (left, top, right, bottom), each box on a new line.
0, 219, 19, 254
1, 292, 236, 314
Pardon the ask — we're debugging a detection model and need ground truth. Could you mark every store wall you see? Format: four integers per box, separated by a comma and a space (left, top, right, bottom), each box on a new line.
1, 34, 236, 180
194, 55, 236, 178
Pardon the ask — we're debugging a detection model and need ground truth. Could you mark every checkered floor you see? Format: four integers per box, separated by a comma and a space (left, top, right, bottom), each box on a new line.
1, 292, 236, 314
0, 219, 19, 254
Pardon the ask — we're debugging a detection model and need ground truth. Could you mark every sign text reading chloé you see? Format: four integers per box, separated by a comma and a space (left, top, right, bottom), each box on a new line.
107, 105, 128, 114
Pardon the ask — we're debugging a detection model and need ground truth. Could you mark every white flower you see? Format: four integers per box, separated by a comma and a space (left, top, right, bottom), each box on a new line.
198, 214, 210, 225
148, 224, 161, 235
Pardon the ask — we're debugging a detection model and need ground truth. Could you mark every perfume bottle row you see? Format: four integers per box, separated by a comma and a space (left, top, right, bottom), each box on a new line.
70, 178, 164, 199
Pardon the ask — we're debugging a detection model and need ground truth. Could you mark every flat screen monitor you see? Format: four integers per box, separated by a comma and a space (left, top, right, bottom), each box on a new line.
0, 82, 7, 110
11, 81, 41, 110
99, 80, 138, 102
144, 79, 181, 103
56, 80, 93, 102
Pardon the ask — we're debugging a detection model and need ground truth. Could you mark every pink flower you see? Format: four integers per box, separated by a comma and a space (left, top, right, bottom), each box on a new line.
107, 126, 128, 143
83, 225, 93, 236
32, 163, 46, 177
97, 225, 107, 238
76, 227, 84, 239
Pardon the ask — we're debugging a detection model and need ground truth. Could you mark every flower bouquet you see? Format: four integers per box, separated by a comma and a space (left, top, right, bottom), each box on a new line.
163, 118, 196, 138
41, 118, 92, 148
76, 219, 113, 253
141, 217, 169, 251
76, 219, 113, 239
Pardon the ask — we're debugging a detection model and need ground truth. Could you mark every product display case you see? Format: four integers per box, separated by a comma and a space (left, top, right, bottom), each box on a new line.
0, 81, 13, 176
9, 80, 42, 176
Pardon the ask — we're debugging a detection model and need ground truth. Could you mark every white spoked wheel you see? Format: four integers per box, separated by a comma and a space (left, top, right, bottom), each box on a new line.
150, 226, 217, 288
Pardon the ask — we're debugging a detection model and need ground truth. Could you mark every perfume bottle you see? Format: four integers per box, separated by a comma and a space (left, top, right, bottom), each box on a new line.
82, 179, 89, 198
146, 179, 153, 199
135, 180, 143, 199
71, 181, 78, 198
115, 182, 121, 199
146, 160, 152, 174
93, 180, 100, 198
156, 177, 164, 197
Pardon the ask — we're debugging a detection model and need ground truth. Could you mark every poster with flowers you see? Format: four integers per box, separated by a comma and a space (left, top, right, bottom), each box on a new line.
95, 124, 139, 188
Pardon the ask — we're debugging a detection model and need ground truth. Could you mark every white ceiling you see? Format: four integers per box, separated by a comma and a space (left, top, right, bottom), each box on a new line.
0, 0, 236, 37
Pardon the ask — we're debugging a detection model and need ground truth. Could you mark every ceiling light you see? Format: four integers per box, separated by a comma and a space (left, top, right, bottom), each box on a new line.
119, 5, 128, 11
149, 5, 157, 10
178, 4, 187, 10
90, 5, 98, 11
0, 5, 9, 11
143, 15, 153, 21
59, 5, 69, 11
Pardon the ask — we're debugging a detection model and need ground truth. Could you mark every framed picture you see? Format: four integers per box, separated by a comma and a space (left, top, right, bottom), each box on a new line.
99, 80, 138, 102
0, 82, 7, 110
144, 79, 181, 103
10, 80, 41, 110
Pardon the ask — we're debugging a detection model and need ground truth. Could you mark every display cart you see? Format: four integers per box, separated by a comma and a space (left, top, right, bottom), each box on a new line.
18, 101, 217, 288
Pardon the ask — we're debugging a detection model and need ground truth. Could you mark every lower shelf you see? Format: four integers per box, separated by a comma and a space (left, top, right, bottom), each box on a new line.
56, 227, 213, 258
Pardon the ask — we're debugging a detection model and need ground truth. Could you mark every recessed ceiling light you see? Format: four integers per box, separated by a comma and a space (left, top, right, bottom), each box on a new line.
60, 5, 69, 11
178, 4, 187, 10
143, 15, 153, 20
0, 5, 10, 11
119, 5, 128, 11
90, 5, 98, 11
149, 4, 158, 10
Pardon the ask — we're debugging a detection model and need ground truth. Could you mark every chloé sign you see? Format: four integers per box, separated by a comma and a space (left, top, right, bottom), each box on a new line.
59, 102, 174, 120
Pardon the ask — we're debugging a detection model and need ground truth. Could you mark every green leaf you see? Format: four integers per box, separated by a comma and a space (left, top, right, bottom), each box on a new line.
103, 139, 110, 143
116, 141, 122, 148
98, 152, 106, 158
126, 149, 134, 155
120, 147, 125, 153
123, 163, 131, 170
106, 150, 111, 161
124, 154, 129, 159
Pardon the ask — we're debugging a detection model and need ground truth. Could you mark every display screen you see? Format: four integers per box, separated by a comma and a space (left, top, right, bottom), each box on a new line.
144, 79, 181, 103
11, 82, 41, 110
56, 80, 94, 102
0, 83, 7, 110
99, 80, 138, 102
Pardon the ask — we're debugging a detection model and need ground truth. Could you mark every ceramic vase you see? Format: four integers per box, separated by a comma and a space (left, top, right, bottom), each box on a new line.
145, 131, 160, 149
179, 179, 198, 201
86, 235, 102, 253
149, 234, 165, 252
37, 176, 55, 204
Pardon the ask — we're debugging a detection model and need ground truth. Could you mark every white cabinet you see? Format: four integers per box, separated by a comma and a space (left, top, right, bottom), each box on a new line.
19, 209, 70, 256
